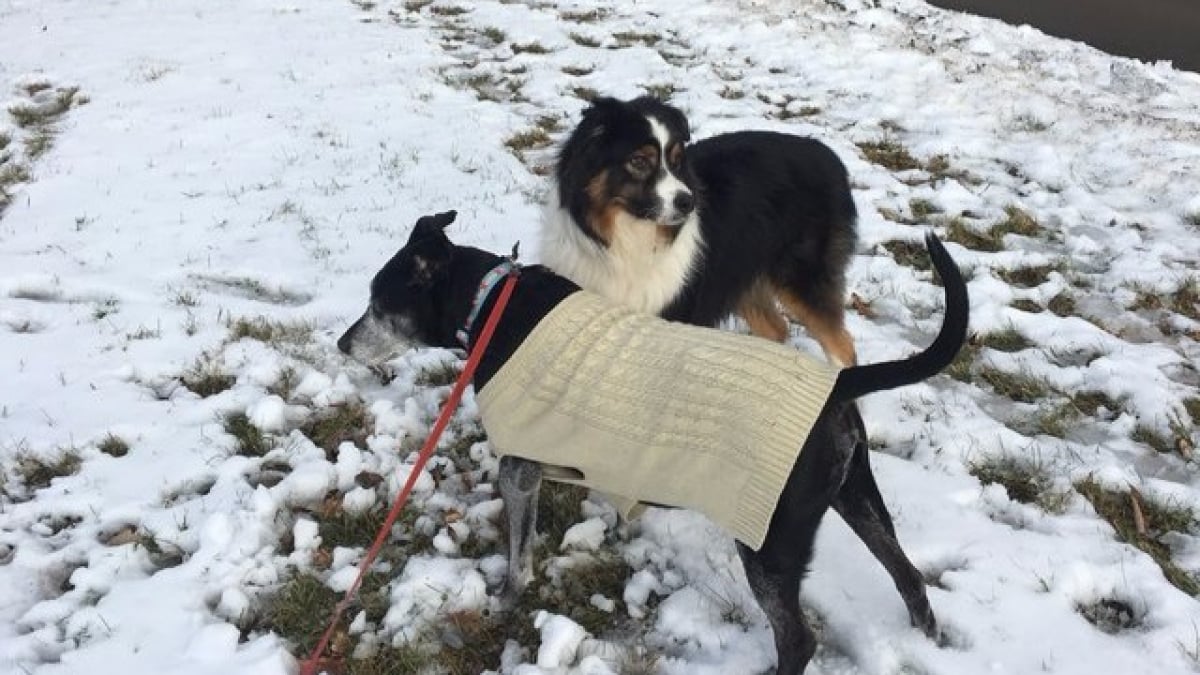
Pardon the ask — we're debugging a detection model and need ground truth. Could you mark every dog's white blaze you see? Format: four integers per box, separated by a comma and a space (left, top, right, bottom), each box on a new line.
541, 191, 703, 314
647, 115, 691, 222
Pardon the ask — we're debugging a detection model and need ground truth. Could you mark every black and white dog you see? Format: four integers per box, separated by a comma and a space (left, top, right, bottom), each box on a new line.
339, 211, 969, 675
542, 96, 859, 367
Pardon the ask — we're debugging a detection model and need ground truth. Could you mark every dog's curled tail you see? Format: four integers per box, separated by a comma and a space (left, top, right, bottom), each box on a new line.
831, 232, 969, 403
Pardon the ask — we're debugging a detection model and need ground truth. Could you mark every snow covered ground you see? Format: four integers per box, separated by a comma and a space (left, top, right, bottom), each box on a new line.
2, 0, 1200, 673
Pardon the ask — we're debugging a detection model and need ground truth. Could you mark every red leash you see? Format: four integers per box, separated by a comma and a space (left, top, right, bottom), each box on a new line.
300, 272, 518, 675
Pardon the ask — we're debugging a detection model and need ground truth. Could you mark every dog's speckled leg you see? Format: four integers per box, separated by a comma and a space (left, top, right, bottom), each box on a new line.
497, 456, 542, 608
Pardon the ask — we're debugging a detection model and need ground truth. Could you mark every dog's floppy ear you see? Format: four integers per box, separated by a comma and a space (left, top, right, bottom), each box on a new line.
407, 210, 457, 244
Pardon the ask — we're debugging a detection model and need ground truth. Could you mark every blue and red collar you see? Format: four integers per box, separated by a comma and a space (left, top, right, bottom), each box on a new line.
456, 251, 520, 349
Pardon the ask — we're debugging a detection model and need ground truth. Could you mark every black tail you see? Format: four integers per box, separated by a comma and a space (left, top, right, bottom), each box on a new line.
831, 233, 969, 403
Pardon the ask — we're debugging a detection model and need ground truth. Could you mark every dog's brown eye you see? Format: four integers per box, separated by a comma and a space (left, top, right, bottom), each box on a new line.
628, 155, 651, 174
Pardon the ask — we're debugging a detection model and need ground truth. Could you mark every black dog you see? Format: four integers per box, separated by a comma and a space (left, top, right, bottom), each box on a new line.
339, 211, 968, 675
542, 96, 859, 367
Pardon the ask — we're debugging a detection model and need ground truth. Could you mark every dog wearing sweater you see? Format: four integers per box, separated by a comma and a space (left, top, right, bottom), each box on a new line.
338, 211, 969, 675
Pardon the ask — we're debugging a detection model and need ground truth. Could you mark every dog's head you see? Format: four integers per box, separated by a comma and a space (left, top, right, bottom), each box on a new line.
555, 96, 697, 244
337, 210, 457, 364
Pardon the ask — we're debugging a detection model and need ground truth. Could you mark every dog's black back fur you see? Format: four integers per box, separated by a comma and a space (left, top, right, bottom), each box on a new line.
662, 131, 858, 327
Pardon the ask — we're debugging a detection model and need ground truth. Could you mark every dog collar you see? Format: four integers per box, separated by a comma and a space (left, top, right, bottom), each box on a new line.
456, 253, 520, 349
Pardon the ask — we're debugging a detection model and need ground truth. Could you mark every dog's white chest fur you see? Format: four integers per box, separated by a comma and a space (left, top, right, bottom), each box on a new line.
540, 194, 703, 313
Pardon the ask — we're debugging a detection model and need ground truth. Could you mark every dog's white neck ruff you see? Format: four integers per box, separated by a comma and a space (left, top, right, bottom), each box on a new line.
539, 189, 703, 314
476, 291, 840, 550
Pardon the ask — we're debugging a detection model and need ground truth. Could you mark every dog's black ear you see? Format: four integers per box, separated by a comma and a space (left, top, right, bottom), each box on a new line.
658, 103, 691, 143
408, 237, 452, 288
408, 210, 457, 244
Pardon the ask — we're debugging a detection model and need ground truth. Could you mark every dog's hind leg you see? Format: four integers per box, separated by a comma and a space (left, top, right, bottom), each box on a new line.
497, 456, 543, 607
774, 285, 856, 368
737, 280, 789, 343
831, 424, 937, 637
737, 537, 818, 675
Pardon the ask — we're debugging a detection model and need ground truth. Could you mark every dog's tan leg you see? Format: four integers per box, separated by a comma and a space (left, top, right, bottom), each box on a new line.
775, 288, 857, 367
737, 281, 789, 343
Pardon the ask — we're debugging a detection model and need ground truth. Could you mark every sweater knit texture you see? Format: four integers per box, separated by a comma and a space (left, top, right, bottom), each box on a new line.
476, 291, 839, 550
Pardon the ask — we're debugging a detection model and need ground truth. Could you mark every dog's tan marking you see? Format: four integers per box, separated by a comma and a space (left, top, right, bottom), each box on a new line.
586, 170, 617, 245
775, 287, 857, 367
737, 281, 789, 343
667, 142, 683, 167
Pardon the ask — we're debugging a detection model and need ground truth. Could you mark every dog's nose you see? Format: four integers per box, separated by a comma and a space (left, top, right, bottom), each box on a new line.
673, 191, 695, 216
336, 329, 353, 355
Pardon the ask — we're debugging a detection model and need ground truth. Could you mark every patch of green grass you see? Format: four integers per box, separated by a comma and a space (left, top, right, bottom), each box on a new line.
480, 26, 505, 43
429, 4, 468, 16
568, 32, 602, 48
15, 450, 82, 490
1029, 401, 1079, 439
1130, 277, 1200, 327
262, 574, 340, 655
346, 643, 431, 675
945, 339, 980, 383
300, 402, 372, 456
978, 365, 1053, 403
968, 454, 1068, 513
996, 264, 1058, 288
1184, 397, 1200, 423
1047, 292, 1078, 318
504, 128, 551, 155
561, 64, 594, 76
977, 327, 1033, 353
181, 356, 235, 397
1131, 424, 1175, 454
1071, 390, 1122, 417
521, 551, 631, 637
97, 433, 130, 458
943, 216, 1003, 252
318, 505, 389, 549
511, 41, 550, 55
0, 130, 11, 150
857, 138, 922, 172
537, 482, 590, 549
880, 239, 931, 271
611, 30, 661, 47
1010, 298, 1043, 313
1, 162, 32, 186
1075, 478, 1200, 596
993, 205, 1042, 237
561, 8, 606, 22
227, 316, 314, 345
909, 198, 941, 221
224, 411, 272, 457
24, 127, 55, 159
776, 104, 821, 120
1185, 211, 1200, 230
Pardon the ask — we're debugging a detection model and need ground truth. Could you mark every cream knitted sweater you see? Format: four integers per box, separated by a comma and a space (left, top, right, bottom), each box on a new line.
476, 291, 839, 550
